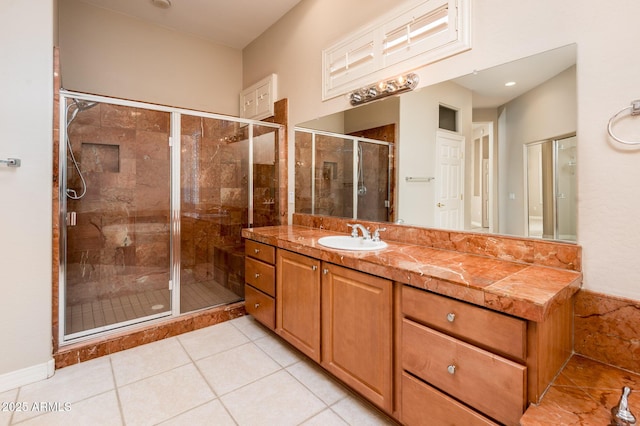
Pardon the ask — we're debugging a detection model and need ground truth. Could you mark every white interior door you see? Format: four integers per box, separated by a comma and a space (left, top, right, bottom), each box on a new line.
435, 131, 465, 229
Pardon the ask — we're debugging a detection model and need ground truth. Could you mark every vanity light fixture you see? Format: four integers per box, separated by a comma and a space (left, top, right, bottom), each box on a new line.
349, 73, 419, 106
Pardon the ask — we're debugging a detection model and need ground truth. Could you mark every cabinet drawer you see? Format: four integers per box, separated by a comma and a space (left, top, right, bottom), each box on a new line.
245, 240, 275, 264
245, 284, 275, 329
245, 257, 275, 296
402, 285, 526, 361
402, 373, 498, 426
402, 319, 526, 426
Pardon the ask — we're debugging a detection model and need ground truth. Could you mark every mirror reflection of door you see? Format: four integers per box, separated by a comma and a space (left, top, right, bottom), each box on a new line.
471, 123, 493, 232
524, 134, 576, 241
435, 130, 465, 229
555, 135, 577, 240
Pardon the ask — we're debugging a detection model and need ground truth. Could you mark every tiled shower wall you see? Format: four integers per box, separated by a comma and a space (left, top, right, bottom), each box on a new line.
179, 115, 278, 298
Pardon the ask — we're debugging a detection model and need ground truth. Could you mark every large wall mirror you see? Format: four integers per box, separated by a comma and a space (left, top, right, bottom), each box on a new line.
295, 44, 577, 242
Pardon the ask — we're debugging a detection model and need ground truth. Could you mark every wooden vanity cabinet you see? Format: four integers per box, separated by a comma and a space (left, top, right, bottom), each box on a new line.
276, 249, 322, 362
243, 233, 574, 426
274, 250, 394, 413
401, 285, 527, 426
321, 263, 393, 413
244, 240, 276, 329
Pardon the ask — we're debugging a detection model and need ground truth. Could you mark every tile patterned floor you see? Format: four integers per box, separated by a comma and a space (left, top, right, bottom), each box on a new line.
1, 316, 394, 426
66, 281, 241, 335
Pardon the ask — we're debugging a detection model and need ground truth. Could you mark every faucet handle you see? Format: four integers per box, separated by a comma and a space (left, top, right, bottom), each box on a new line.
372, 227, 387, 242
346, 224, 359, 238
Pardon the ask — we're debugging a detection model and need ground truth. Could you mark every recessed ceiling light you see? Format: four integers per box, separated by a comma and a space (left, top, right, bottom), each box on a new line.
151, 0, 171, 9
505, 81, 516, 87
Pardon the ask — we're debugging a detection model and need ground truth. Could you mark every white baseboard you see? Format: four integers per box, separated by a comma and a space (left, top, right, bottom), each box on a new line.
0, 359, 54, 393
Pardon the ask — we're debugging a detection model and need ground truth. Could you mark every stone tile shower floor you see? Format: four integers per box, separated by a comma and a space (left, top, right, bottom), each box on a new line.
66, 281, 241, 335
1, 316, 393, 426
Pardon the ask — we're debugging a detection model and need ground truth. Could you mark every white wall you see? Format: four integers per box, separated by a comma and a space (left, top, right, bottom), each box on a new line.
343, 97, 400, 135
58, 0, 242, 115
502, 66, 577, 236
398, 81, 472, 227
0, 0, 54, 385
245, 0, 640, 300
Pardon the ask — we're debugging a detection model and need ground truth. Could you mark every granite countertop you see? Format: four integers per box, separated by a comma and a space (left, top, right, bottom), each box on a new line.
242, 225, 582, 322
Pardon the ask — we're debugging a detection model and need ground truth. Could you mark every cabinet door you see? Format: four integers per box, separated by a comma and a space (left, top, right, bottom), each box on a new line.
322, 264, 393, 413
276, 250, 321, 362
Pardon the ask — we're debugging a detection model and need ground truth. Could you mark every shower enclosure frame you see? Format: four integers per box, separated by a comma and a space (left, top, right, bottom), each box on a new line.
523, 133, 577, 242
58, 89, 283, 345
294, 127, 394, 221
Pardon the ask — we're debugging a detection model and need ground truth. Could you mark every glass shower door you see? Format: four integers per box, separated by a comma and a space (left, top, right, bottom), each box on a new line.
356, 141, 391, 222
315, 134, 353, 217
179, 115, 247, 313
63, 99, 172, 338
252, 124, 279, 228
555, 135, 577, 241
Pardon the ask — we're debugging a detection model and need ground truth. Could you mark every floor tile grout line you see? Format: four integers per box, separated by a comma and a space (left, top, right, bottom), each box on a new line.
110, 338, 192, 389
236, 321, 355, 424
8, 388, 120, 425
174, 335, 222, 400
8, 386, 20, 425
108, 357, 127, 426
173, 328, 243, 425
113, 357, 219, 425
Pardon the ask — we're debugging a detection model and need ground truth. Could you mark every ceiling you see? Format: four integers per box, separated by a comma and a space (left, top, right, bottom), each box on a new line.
79, 0, 303, 49
453, 44, 577, 108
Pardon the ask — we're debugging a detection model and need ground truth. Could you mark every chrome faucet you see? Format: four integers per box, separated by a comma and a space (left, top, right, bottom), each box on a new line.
612, 387, 636, 426
372, 227, 386, 242
347, 224, 371, 240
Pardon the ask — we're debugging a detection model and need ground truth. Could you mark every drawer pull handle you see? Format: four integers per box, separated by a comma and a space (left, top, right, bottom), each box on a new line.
254, 303, 260, 309
446, 312, 456, 322
312, 265, 318, 271
254, 248, 260, 253
447, 365, 456, 375
254, 273, 260, 278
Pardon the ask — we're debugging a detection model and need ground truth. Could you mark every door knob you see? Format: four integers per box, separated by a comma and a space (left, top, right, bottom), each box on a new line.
437, 202, 446, 207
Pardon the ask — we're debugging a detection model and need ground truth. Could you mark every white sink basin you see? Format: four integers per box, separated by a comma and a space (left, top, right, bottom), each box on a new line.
317, 235, 388, 251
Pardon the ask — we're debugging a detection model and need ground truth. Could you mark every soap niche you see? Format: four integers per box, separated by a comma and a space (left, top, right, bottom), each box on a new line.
81, 142, 120, 173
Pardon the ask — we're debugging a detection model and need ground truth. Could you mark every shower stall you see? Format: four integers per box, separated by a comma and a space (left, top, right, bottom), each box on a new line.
59, 90, 282, 342
524, 134, 577, 241
294, 127, 394, 222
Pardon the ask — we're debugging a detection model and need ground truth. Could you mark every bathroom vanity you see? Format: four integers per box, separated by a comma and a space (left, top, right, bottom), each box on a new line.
242, 215, 581, 425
